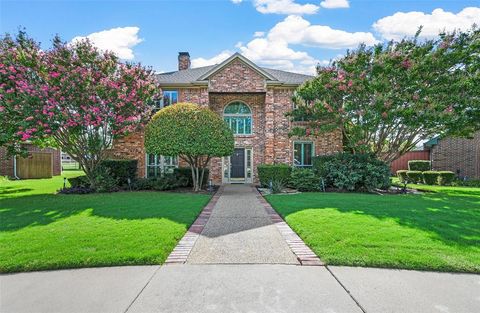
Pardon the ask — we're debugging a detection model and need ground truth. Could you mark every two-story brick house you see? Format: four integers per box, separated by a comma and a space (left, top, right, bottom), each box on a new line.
110, 52, 342, 184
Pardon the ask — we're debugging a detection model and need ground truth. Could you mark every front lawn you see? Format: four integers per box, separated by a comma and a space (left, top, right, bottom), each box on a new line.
266, 187, 480, 273
0, 175, 210, 273
0, 170, 84, 199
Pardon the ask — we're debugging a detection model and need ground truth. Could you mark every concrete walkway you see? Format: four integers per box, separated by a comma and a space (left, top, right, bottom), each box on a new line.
2, 265, 479, 313
187, 184, 299, 264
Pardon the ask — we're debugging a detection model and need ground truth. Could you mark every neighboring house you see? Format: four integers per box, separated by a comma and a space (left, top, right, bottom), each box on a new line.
110, 52, 342, 184
424, 131, 480, 179
0, 144, 61, 179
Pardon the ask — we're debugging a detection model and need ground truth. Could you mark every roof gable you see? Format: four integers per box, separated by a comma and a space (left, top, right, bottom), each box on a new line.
197, 53, 277, 81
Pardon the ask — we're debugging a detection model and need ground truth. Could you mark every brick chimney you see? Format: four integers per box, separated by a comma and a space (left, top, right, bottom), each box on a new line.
178, 52, 191, 71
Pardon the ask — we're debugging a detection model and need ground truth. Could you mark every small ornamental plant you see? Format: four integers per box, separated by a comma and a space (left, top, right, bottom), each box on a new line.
145, 103, 234, 191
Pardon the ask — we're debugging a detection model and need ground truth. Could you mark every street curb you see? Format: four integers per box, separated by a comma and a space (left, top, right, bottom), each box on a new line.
253, 187, 324, 266
164, 186, 224, 264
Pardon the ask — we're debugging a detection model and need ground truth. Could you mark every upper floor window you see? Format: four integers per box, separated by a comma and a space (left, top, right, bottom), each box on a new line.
223, 101, 252, 135
293, 141, 313, 167
155, 90, 178, 111
146, 154, 178, 178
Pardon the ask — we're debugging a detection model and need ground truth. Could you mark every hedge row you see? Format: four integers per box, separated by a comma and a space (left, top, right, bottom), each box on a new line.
66, 160, 209, 193
396, 170, 456, 186
257, 153, 390, 192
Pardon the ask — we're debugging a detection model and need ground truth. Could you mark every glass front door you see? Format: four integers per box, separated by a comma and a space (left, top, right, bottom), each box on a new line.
230, 148, 245, 179
222, 147, 253, 183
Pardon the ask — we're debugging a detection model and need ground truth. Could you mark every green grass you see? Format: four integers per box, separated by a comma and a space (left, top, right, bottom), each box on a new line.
391, 177, 480, 195
0, 174, 210, 273
266, 187, 480, 273
0, 170, 84, 199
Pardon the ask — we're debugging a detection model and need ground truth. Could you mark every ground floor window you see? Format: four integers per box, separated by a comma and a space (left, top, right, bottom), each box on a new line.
293, 141, 313, 167
146, 154, 178, 177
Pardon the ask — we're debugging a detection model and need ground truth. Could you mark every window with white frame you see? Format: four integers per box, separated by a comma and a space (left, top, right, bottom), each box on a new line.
223, 101, 252, 135
154, 90, 178, 110
293, 141, 313, 167
146, 154, 178, 177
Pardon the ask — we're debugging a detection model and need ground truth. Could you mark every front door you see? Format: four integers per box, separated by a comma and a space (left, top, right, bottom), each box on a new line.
230, 148, 245, 179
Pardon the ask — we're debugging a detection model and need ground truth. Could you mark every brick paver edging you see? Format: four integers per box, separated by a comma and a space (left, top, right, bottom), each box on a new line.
253, 187, 324, 266
165, 186, 224, 264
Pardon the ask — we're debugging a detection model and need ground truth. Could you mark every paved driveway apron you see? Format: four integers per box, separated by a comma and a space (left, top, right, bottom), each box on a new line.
187, 184, 299, 264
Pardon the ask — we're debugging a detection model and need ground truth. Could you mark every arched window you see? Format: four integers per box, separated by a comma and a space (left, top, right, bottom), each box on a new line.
223, 102, 252, 135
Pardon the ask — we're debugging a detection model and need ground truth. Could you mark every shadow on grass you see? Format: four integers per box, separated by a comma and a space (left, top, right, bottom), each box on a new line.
0, 192, 210, 232
0, 186, 34, 196
268, 191, 480, 247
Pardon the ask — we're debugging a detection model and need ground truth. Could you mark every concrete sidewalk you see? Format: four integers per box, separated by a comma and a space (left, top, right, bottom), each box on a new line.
1, 265, 479, 313
187, 184, 299, 264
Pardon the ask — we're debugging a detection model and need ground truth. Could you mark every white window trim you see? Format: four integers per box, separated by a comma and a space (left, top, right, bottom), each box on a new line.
223, 101, 253, 136
293, 141, 314, 168
145, 154, 178, 178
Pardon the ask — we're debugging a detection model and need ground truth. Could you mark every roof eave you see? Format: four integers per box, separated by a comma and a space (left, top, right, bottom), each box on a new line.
158, 81, 209, 88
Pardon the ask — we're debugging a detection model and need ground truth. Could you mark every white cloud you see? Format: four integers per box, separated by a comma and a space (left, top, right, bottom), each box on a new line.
268, 15, 378, 48
320, 0, 349, 9
191, 50, 233, 67
231, 0, 242, 3
71, 26, 142, 60
191, 15, 379, 75
373, 7, 480, 40
253, 0, 319, 15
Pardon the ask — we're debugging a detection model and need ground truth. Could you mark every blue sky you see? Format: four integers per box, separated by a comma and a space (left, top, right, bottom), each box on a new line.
1, 0, 479, 74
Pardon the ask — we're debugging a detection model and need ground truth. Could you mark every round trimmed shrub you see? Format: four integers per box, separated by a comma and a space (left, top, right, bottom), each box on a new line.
406, 171, 423, 183
408, 160, 431, 171
396, 170, 409, 183
437, 171, 455, 185
423, 171, 440, 185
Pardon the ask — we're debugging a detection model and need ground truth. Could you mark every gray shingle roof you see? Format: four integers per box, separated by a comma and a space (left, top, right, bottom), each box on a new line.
156, 65, 215, 85
156, 60, 313, 86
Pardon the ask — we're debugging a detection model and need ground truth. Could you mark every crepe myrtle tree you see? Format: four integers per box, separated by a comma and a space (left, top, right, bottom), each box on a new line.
145, 102, 234, 191
0, 31, 51, 156
0, 31, 160, 186
289, 27, 480, 163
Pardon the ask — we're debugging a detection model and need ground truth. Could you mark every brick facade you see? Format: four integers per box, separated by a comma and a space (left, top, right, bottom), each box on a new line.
430, 131, 480, 179
0, 144, 61, 178
109, 57, 343, 184
109, 131, 147, 178
209, 59, 266, 93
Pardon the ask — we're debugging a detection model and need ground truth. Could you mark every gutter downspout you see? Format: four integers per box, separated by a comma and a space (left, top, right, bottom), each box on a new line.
13, 155, 20, 179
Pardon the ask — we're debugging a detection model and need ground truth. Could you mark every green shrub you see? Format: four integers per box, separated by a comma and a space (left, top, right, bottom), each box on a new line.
396, 170, 409, 183
68, 175, 89, 188
437, 171, 455, 186
150, 174, 186, 191
290, 168, 321, 191
452, 179, 480, 187
422, 171, 440, 185
173, 167, 209, 188
406, 171, 423, 183
270, 180, 284, 194
132, 178, 153, 190
316, 153, 390, 192
99, 159, 137, 186
257, 164, 292, 187
408, 160, 431, 171
93, 167, 119, 192
312, 155, 336, 177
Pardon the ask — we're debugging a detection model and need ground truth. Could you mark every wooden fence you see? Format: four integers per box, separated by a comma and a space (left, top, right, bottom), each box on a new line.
16, 152, 53, 179
390, 150, 430, 174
